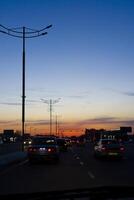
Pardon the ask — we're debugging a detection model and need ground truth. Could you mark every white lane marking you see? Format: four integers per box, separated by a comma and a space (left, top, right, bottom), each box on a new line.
76, 156, 80, 160
80, 161, 84, 166
15, 159, 28, 167
88, 171, 95, 179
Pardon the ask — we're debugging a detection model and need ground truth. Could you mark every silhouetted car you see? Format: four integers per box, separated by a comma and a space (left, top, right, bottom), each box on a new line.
56, 138, 67, 152
76, 138, 86, 147
28, 136, 59, 163
23, 138, 32, 145
94, 139, 125, 159
65, 138, 72, 147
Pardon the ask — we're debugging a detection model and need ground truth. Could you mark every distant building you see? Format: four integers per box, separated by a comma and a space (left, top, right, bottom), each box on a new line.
85, 127, 132, 142
3, 129, 15, 142
85, 128, 106, 142
120, 127, 132, 135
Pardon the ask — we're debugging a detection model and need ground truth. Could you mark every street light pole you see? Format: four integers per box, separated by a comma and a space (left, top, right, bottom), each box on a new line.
55, 115, 58, 136
22, 27, 25, 140
55, 114, 61, 136
0, 24, 52, 149
50, 99, 52, 136
41, 98, 61, 135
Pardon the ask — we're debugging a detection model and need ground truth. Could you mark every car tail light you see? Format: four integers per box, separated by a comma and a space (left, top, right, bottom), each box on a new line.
28, 147, 37, 152
48, 148, 52, 152
47, 148, 56, 152
120, 146, 125, 151
101, 146, 106, 151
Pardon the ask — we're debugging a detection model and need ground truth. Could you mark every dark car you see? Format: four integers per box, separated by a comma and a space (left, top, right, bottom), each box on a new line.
23, 138, 32, 145
76, 138, 86, 147
94, 139, 125, 159
65, 138, 72, 147
56, 138, 67, 152
27, 136, 59, 163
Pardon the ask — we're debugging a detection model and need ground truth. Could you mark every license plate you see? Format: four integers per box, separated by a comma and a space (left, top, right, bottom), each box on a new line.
108, 153, 118, 155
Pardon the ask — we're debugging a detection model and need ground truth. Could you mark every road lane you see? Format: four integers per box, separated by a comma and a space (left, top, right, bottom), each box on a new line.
0, 148, 93, 195
0, 143, 134, 195
72, 143, 134, 186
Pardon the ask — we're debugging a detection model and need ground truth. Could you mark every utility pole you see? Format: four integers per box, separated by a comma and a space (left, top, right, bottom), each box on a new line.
50, 99, 52, 136
55, 115, 58, 136
0, 24, 52, 150
55, 114, 62, 136
41, 98, 61, 135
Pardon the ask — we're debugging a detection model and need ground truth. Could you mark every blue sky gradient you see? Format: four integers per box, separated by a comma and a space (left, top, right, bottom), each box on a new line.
0, 0, 134, 134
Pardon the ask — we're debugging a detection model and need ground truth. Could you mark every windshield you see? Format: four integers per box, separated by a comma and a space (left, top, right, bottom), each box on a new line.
101, 140, 119, 145
57, 139, 66, 145
0, 0, 134, 198
32, 137, 56, 145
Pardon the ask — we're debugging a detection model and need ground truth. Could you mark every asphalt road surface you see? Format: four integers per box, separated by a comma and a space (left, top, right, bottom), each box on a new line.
0, 142, 134, 195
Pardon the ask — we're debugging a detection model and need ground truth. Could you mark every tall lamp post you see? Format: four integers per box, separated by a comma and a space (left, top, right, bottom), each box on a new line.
55, 114, 62, 136
41, 98, 61, 135
0, 24, 52, 148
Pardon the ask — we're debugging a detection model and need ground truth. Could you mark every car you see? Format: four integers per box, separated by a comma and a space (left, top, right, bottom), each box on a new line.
65, 138, 72, 147
94, 139, 125, 159
23, 138, 32, 145
76, 138, 86, 147
56, 138, 68, 152
27, 136, 59, 163
0, 137, 3, 144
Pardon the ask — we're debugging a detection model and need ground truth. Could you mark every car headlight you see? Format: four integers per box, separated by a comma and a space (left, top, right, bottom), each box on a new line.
29, 141, 32, 144
24, 141, 26, 144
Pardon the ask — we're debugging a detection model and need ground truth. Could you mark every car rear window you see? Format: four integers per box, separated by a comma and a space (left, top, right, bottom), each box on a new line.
32, 137, 56, 145
57, 139, 66, 145
102, 140, 119, 145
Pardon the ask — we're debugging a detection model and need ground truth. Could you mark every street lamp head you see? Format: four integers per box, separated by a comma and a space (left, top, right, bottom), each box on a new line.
0, 30, 7, 34
46, 24, 52, 29
41, 32, 48, 35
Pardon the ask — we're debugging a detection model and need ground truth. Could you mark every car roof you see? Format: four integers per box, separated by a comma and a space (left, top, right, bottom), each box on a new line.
57, 138, 65, 141
99, 139, 117, 141
33, 136, 56, 139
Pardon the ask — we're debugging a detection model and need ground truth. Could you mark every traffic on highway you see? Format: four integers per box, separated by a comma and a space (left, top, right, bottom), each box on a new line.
0, 134, 134, 199
1, 0, 134, 199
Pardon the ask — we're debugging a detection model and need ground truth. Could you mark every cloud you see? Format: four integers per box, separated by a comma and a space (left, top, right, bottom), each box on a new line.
77, 117, 134, 126
27, 88, 45, 92
68, 95, 87, 99
105, 88, 134, 97
26, 120, 50, 126
0, 101, 37, 106
0, 120, 20, 125
121, 91, 134, 96
77, 117, 117, 125
0, 102, 22, 106
26, 100, 40, 103
26, 119, 71, 127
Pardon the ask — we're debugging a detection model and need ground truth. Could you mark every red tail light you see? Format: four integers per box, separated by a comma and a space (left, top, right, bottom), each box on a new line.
28, 147, 37, 152
120, 146, 125, 151
48, 148, 52, 152
47, 148, 56, 152
101, 146, 106, 151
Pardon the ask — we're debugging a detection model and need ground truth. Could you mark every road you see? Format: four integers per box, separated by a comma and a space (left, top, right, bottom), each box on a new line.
0, 142, 134, 195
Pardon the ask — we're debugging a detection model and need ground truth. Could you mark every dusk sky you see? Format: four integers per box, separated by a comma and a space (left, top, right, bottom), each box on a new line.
0, 0, 134, 135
